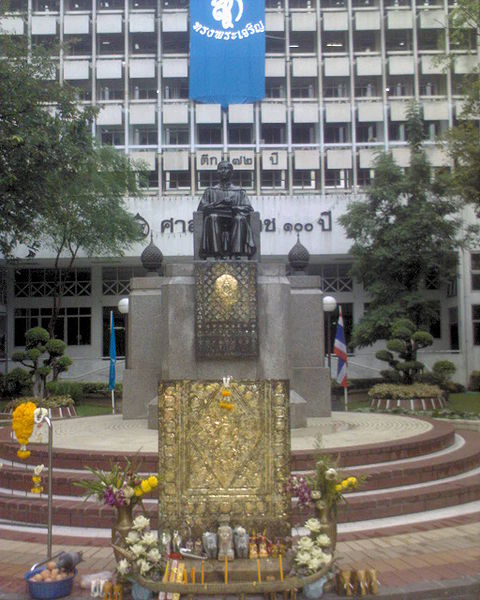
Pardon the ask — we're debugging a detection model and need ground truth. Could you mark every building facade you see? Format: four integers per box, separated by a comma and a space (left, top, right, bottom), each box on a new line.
0, 0, 479, 384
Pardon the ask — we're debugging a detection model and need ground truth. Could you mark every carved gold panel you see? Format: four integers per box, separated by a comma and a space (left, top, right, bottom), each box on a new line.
158, 380, 291, 539
195, 261, 258, 358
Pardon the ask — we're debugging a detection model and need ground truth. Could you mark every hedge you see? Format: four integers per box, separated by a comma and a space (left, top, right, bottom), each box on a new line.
368, 383, 443, 401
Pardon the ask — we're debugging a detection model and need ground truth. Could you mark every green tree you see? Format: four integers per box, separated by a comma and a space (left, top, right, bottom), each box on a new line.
339, 104, 470, 348
11, 327, 71, 397
375, 319, 434, 384
443, 0, 480, 210
0, 17, 145, 334
0, 32, 70, 257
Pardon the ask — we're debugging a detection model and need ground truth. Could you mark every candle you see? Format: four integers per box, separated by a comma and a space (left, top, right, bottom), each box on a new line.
279, 554, 284, 581
224, 557, 228, 584
183, 569, 188, 584
201, 560, 204, 584
162, 560, 170, 582
191, 567, 195, 584
257, 559, 261, 583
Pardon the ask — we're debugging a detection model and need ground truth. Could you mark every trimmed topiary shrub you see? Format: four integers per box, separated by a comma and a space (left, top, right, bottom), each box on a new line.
375, 319, 434, 385
0, 368, 32, 398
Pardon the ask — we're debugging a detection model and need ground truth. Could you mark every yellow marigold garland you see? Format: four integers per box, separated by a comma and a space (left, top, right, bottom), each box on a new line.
12, 402, 37, 460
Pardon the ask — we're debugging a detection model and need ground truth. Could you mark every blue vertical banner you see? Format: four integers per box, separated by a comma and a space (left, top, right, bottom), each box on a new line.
108, 311, 116, 392
189, 0, 266, 108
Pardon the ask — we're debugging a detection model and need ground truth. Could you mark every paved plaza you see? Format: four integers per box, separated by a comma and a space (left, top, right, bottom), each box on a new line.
0, 413, 479, 599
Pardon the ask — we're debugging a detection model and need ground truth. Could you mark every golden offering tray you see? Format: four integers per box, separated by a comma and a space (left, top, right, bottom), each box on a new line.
114, 545, 332, 599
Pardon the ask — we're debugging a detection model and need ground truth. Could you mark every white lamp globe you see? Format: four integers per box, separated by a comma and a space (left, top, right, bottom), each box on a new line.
118, 298, 129, 314
322, 296, 337, 313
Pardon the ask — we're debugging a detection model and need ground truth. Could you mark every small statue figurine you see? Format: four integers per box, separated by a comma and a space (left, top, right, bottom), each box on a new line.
217, 515, 235, 561
160, 531, 172, 556
233, 526, 249, 559
194, 539, 203, 556
258, 535, 269, 559
172, 531, 182, 554
202, 532, 218, 560
270, 539, 279, 559
248, 533, 258, 560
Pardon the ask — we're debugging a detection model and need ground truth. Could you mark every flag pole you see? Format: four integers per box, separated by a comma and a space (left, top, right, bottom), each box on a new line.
109, 310, 116, 415
344, 385, 348, 413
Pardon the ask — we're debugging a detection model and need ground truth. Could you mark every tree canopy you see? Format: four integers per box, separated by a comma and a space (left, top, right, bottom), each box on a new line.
0, 23, 145, 260
339, 105, 473, 348
443, 0, 480, 210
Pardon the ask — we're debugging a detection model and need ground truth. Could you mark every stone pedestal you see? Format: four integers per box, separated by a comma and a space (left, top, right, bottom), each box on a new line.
124, 263, 331, 423
289, 275, 331, 417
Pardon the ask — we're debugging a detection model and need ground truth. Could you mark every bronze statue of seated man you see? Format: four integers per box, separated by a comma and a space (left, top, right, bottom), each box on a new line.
197, 161, 256, 259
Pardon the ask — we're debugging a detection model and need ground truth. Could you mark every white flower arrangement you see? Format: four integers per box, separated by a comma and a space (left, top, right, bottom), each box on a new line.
304, 518, 322, 533
325, 468, 338, 481
132, 515, 150, 531
294, 519, 333, 575
115, 517, 163, 581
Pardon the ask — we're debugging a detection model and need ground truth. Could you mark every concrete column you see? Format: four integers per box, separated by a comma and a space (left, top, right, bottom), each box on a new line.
288, 274, 331, 417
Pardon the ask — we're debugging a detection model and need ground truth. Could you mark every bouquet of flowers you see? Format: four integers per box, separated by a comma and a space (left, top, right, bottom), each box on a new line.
294, 517, 333, 575
289, 454, 366, 516
75, 458, 158, 508
116, 516, 164, 580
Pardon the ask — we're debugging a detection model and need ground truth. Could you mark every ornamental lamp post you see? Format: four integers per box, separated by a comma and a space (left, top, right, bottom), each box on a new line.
118, 298, 129, 369
322, 295, 337, 372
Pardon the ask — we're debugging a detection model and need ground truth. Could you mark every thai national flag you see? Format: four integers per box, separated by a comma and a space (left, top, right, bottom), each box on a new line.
334, 306, 348, 388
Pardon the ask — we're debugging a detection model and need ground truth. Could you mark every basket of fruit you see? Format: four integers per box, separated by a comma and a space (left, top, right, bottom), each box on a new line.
25, 562, 76, 599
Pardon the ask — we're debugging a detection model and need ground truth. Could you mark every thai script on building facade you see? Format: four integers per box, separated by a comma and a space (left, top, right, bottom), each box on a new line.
155, 211, 333, 235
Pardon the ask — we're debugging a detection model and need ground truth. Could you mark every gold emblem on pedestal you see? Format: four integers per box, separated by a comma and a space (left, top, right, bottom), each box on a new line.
213, 273, 239, 314
158, 380, 291, 539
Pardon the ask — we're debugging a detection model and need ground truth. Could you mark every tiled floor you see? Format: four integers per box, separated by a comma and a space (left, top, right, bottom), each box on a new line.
1, 519, 479, 598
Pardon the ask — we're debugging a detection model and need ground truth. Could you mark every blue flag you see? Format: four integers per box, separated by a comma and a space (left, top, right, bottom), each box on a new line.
108, 311, 116, 392
189, 0, 265, 108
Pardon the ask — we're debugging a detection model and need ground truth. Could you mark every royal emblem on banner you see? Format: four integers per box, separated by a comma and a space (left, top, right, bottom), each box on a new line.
211, 0, 244, 29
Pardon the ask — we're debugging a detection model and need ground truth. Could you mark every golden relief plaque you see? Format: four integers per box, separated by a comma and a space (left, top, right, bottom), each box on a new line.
158, 380, 291, 539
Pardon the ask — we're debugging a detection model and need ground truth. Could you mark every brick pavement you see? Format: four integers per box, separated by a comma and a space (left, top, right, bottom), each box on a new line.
0, 519, 479, 599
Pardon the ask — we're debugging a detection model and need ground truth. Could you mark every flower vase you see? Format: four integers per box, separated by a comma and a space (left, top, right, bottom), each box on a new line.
315, 503, 337, 553
112, 504, 134, 563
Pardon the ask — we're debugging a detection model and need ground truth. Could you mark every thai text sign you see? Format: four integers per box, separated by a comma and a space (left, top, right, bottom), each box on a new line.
189, 0, 266, 108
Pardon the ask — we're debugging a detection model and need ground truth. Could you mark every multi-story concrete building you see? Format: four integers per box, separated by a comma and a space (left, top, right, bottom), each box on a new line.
0, 0, 479, 385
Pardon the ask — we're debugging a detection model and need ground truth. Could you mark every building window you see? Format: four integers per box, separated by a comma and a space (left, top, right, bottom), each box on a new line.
265, 78, 285, 99
103, 307, 125, 357
230, 171, 253, 188
228, 126, 253, 145
292, 170, 317, 190
428, 302, 441, 338
164, 127, 189, 145
261, 124, 286, 144
164, 170, 191, 190
102, 267, 146, 296
449, 307, 459, 350
131, 80, 158, 101
163, 79, 188, 100
131, 127, 157, 146
471, 253, 480, 290
320, 264, 353, 292
99, 127, 125, 146
197, 125, 222, 145
14, 307, 91, 346
261, 170, 284, 189
472, 305, 480, 345
14, 269, 91, 298
292, 124, 317, 144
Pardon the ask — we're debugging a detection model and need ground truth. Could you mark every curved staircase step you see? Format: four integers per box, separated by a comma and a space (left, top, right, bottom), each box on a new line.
291, 418, 455, 470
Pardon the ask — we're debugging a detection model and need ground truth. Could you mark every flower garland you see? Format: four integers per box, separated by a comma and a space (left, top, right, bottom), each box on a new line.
31, 464, 45, 494
219, 376, 234, 411
12, 401, 37, 460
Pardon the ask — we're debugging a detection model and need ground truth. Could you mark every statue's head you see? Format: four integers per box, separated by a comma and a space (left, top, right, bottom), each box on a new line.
217, 160, 233, 182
